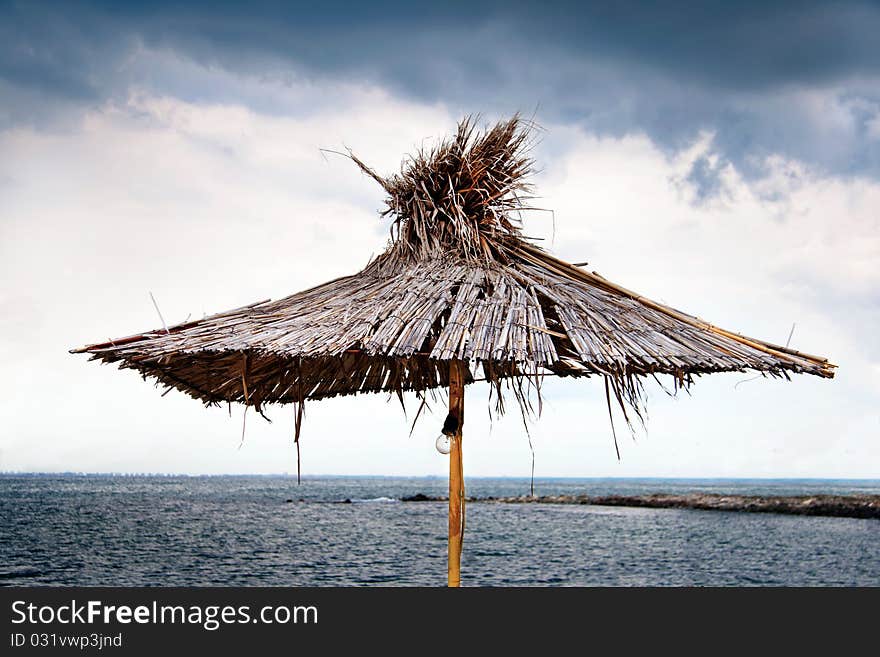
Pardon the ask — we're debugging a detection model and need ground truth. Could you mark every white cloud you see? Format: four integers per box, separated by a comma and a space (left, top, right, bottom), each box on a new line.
1, 80, 877, 478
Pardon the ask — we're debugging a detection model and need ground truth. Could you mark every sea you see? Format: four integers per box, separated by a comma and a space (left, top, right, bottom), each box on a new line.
1, 474, 878, 587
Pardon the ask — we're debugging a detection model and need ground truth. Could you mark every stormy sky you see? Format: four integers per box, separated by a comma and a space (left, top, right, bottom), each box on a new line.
1, 1, 877, 477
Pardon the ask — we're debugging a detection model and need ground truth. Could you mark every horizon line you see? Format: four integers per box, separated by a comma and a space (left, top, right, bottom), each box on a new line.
1, 471, 878, 482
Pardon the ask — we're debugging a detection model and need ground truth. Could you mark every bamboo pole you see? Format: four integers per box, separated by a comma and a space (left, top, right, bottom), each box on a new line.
448, 360, 465, 587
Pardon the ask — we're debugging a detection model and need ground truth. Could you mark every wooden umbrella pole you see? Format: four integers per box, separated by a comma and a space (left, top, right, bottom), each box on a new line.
448, 360, 465, 587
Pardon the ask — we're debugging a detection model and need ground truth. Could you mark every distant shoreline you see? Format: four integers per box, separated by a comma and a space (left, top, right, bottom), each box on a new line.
2, 472, 879, 482
397, 493, 880, 520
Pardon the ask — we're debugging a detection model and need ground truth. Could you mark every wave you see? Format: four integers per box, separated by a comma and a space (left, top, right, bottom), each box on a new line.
0, 567, 45, 579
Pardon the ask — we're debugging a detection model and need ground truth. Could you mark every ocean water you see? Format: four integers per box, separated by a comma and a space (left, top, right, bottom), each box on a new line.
1, 475, 878, 587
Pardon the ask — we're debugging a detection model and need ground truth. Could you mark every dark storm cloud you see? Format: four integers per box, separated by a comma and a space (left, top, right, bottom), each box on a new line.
3, 0, 880, 187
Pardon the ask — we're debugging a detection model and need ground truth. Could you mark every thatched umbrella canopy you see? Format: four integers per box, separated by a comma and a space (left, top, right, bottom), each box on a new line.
72, 115, 834, 586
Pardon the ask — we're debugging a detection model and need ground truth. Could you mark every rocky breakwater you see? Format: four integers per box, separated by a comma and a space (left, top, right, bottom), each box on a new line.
399, 492, 880, 520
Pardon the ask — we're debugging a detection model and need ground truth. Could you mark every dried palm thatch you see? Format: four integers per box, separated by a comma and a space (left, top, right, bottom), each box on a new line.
71, 115, 835, 456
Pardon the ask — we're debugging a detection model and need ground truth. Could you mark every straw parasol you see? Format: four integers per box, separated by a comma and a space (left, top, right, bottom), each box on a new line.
71, 115, 835, 586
